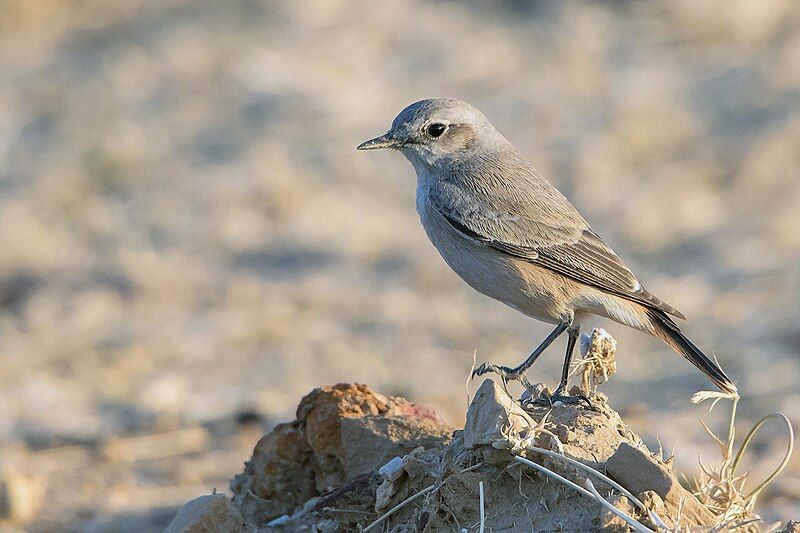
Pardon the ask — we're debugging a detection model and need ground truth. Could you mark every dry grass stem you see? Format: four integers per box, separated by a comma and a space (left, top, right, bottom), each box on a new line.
585, 479, 654, 533
691, 390, 794, 527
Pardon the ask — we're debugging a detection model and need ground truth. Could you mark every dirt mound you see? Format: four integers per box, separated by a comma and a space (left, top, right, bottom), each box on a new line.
165, 376, 798, 532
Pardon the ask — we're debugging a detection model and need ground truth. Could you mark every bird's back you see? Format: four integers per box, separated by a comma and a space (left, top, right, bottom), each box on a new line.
432, 148, 589, 247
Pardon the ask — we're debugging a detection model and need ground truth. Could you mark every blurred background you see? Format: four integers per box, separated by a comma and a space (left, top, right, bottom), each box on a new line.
0, 0, 798, 530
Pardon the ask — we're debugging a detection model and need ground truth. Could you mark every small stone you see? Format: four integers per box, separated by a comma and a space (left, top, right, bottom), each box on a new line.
165, 494, 244, 533
464, 379, 534, 450
231, 383, 450, 526
402, 450, 430, 481
378, 456, 404, 481
339, 415, 450, 480
266, 514, 291, 527
607, 443, 715, 527
554, 424, 571, 443
229, 420, 316, 520
374, 478, 398, 511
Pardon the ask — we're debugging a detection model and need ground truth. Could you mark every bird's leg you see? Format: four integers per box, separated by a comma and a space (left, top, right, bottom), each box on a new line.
473, 319, 570, 383
536, 325, 592, 408
555, 325, 580, 394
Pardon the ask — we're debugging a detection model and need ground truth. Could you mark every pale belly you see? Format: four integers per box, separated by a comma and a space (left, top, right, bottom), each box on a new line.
418, 203, 567, 325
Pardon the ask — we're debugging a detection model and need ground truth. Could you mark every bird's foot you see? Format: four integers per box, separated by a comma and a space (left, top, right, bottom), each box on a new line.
525, 386, 593, 410
473, 362, 515, 380
472, 362, 533, 389
473, 362, 594, 410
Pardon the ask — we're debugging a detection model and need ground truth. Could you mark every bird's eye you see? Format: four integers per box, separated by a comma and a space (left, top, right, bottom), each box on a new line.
426, 123, 447, 138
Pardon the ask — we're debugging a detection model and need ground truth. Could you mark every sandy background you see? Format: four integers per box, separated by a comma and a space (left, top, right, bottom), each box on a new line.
0, 1, 798, 530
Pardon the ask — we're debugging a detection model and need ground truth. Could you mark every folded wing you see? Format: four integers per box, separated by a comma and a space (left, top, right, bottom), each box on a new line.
430, 169, 685, 319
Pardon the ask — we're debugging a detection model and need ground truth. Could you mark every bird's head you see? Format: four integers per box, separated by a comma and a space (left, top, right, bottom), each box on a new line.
357, 98, 506, 170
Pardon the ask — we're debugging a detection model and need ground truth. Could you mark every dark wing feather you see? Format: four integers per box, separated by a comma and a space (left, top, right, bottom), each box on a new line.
532, 229, 685, 319
442, 213, 540, 261
440, 211, 686, 319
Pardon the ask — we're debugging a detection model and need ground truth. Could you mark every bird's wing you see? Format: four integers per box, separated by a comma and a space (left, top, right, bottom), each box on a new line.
429, 171, 686, 319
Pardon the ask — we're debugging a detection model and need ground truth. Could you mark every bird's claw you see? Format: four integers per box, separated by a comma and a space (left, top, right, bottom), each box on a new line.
532, 388, 593, 409
472, 361, 593, 409
472, 362, 518, 380
472, 362, 536, 394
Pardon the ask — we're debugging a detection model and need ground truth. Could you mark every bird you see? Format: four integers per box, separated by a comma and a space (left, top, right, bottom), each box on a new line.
357, 98, 737, 402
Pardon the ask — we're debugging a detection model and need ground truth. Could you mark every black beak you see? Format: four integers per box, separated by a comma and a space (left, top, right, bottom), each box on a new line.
356, 133, 401, 151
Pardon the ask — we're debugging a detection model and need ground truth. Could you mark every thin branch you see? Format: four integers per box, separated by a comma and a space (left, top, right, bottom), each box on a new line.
585, 479, 653, 533
514, 455, 595, 498
478, 480, 485, 533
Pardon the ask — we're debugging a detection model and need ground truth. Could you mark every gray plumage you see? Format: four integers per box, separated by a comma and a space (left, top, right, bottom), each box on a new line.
358, 98, 736, 395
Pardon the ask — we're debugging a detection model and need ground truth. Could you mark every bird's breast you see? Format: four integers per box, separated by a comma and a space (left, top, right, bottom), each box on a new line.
416, 193, 565, 324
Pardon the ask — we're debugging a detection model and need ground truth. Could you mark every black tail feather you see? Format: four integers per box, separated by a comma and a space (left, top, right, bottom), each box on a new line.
647, 309, 737, 395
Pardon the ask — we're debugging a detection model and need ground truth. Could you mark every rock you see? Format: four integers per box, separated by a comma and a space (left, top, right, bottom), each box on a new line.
229, 421, 316, 522
313, 518, 339, 532
165, 494, 244, 533
205, 381, 779, 531
339, 414, 450, 479
373, 450, 436, 512
298, 383, 390, 491
606, 442, 716, 527
401, 449, 431, 481
230, 383, 450, 527
463, 379, 535, 449
606, 442, 672, 495
528, 391, 644, 472
298, 383, 451, 492
374, 476, 403, 511
378, 456, 404, 481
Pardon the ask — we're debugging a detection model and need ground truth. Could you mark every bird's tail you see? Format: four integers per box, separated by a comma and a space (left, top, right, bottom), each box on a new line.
647, 308, 738, 395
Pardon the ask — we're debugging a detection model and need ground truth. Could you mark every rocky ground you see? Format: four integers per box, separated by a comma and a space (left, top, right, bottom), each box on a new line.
166, 378, 797, 532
